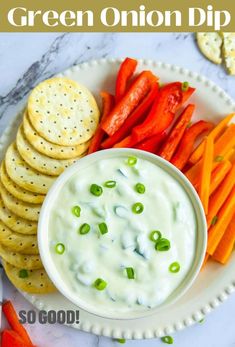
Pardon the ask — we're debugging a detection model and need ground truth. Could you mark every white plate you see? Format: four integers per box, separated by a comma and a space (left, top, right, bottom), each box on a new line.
1, 58, 235, 340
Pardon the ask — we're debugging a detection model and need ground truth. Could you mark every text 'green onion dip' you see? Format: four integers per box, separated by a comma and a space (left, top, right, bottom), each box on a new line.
49, 155, 196, 313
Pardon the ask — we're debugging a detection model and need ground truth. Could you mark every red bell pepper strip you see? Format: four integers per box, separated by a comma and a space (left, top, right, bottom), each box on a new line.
159, 104, 195, 161
101, 83, 159, 149
88, 92, 114, 154
101, 71, 158, 136
115, 57, 138, 102
134, 132, 166, 153
2, 301, 34, 346
170, 120, 214, 170
1, 330, 32, 347
130, 82, 195, 146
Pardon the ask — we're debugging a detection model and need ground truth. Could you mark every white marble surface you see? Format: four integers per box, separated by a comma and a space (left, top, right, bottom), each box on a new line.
1, 33, 235, 347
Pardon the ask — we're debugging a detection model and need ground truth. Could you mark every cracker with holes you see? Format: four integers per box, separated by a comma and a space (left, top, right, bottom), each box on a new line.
3, 261, 56, 294
23, 112, 90, 160
0, 182, 41, 222
0, 220, 38, 254
0, 161, 44, 204
222, 33, 235, 75
0, 244, 42, 270
5, 143, 55, 194
0, 197, 37, 235
27, 77, 100, 146
196, 32, 222, 64
16, 125, 82, 176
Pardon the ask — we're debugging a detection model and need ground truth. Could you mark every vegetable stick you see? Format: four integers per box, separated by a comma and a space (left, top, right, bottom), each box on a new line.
159, 104, 195, 161
198, 136, 214, 214
212, 214, 235, 264
189, 113, 235, 165
207, 162, 235, 226
101, 71, 157, 136
209, 161, 232, 195
101, 84, 159, 149
115, 58, 137, 102
2, 301, 33, 346
170, 121, 213, 170
88, 92, 114, 154
185, 125, 235, 185
207, 186, 235, 255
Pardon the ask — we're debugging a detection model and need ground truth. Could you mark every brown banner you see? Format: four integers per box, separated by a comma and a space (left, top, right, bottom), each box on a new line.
0, 0, 235, 32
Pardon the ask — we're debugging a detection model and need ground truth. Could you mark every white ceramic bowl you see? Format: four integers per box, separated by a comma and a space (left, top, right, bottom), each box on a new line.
38, 148, 207, 320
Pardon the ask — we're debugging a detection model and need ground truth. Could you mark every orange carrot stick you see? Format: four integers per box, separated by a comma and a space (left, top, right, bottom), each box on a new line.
212, 214, 235, 264
209, 161, 232, 195
198, 137, 214, 214
2, 301, 33, 346
185, 125, 235, 185
207, 186, 235, 255
207, 163, 235, 227
189, 113, 234, 165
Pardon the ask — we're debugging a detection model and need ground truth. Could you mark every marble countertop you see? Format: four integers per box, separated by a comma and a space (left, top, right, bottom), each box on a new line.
1, 33, 235, 347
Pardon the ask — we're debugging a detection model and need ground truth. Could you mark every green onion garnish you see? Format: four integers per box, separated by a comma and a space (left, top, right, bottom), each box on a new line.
211, 215, 218, 226
198, 318, 205, 324
19, 269, 28, 278
161, 336, 174, 344
149, 230, 162, 242
93, 278, 107, 290
155, 238, 171, 251
79, 223, 90, 235
169, 262, 180, 273
90, 184, 103, 196
127, 156, 137, 166
181, 81, 189, 92
104, 180, 116, 188
98, 222, 108, 235
132, 202, 144, 214
115, 338, 126, 344
72, 205, 81, 217
214, 155, 224, 162
135, 183, 146, 194
125, 267, 135, 279
55, 243, 65, 254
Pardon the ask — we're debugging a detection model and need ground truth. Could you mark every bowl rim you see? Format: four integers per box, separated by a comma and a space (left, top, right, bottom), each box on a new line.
38, 148, 207, 320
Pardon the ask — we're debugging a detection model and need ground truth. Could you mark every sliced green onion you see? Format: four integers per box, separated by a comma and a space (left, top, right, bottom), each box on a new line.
161, 336, 174, 344
90, 184, 103, 196
135, 183, 146, 194
104, 180, 116, 188
72, 205, 81, 217
214, 155, 224, 162
93, 278, 107, 290
211, 215, 218, 226
149, 230, 162, 242
127, 156, 137, 166
99, 222, 108, 235
181, 81, 189, 92
198, 318, 205, 324
169, 262, 180, 273
155, 238, 171, 251
79, 223, 90, 235
132, 202, 144, 214
55, 243, 65, 254
115, 338, 126, 344
125, 267, 135, 279
19, 269, 28, 278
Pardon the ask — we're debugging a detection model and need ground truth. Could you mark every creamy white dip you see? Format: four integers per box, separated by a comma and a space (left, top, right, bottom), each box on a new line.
49, 155, 196, 313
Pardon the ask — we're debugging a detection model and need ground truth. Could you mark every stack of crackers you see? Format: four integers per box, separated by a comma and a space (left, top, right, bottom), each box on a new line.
196, 32, 235, 75
0, 77, 100, 294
